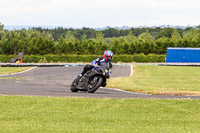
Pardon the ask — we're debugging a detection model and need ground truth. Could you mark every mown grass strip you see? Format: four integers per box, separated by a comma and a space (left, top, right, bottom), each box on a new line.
0, 67, 32, 75
0, 96, 200, 133
107, 65, 200, 95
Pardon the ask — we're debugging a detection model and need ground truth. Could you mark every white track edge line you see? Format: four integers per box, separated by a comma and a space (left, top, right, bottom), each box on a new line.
129, 64, 133, 77
105, 88, 151, 95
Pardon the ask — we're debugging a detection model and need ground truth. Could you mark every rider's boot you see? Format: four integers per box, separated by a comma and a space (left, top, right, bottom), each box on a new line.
76, 74, 82, 80
76, 70, 87, 80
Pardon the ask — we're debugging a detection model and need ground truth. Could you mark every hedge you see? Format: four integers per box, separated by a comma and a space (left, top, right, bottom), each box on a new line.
0, 54, 166, 63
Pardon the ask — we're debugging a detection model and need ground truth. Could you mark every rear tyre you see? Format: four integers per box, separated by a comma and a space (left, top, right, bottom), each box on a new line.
88, 76, 103, 93
70, 79, 79, 92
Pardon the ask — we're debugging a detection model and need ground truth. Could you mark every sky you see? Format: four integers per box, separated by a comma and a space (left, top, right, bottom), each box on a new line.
0, 0, 200, 28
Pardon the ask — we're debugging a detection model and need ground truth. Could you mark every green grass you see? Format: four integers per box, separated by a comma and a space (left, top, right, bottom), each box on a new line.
0, 96, 200, 133
0, 67, 32, 75
108, 65, 200, 95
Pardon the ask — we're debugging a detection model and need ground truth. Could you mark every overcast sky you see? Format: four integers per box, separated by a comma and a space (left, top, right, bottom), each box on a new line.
0, 0, 200, 28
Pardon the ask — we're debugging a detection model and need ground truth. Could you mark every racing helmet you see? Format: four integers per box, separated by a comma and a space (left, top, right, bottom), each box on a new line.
104, 50, 113, 61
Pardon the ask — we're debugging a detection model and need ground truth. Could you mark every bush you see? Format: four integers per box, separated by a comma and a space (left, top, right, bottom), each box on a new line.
0, 55, 16, 62
0, 54, 166, 63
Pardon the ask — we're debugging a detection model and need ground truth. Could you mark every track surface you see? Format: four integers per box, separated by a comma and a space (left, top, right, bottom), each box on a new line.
0, 65, 200, 99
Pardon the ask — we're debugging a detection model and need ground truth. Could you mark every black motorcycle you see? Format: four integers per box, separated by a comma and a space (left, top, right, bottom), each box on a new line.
70, 62, 111, 93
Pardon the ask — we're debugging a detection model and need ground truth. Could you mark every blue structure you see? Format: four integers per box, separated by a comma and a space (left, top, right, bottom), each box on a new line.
166, 48, 200, 63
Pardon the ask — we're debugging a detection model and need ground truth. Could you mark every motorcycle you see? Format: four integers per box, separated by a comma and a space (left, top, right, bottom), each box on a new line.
70, 62, 111, 93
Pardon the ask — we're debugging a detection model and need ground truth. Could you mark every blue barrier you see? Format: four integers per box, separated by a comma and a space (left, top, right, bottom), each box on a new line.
166, 48, 200, 63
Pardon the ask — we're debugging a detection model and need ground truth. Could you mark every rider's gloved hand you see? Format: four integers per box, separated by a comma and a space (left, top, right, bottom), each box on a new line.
108, 70, 111, 79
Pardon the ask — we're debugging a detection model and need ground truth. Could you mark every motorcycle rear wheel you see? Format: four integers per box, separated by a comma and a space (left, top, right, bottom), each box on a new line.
88, 76, 103, 93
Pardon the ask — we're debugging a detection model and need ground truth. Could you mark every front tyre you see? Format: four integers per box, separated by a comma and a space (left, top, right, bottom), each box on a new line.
88, 76, 103, 93
70, 79, 79, 92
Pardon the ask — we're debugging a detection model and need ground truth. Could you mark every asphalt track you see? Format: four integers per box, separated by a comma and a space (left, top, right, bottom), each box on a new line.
0, 65, 200, 99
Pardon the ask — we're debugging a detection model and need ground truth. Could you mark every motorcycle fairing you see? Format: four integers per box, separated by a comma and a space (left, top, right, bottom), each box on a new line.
75, 77, 89, 90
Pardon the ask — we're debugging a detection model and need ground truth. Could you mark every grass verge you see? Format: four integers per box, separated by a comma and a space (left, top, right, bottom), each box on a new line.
0, 96, 200, 133
107, 65, 200, 95
0, 67, 32, 75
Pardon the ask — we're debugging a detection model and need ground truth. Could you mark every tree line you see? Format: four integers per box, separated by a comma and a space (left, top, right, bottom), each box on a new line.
0, 22, 200, 55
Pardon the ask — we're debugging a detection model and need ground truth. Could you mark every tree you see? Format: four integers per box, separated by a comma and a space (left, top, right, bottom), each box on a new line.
87, 40, 96, 54
138, 32, 154, 54
183, 28, 199, 47
111, 38, 122, 54
0, 24, 5, 54
0, 22, 4, 30
125, 31, 137, 44
80, 34, 88, 54
154, 37, 173, 54
123, 42, 130, 54
103, 28, 120, 38
56, 36, 67, 54
130, 41, 137, 54
171, 29, 182, 47
125, 31, 137, 54
96, 31, 104, 43
9, 30, 20, 55
156, 28, 174, 39
65, 30, 75, 43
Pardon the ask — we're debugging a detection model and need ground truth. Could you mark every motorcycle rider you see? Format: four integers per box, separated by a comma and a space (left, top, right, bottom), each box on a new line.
76, 50, 113, 79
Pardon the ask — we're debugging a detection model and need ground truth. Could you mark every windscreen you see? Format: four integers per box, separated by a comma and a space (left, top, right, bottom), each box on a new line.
99, 62, 110, 71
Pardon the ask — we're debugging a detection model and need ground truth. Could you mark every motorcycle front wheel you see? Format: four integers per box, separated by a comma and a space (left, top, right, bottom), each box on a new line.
88, 76, 103, 93
70, 79, 79, 92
